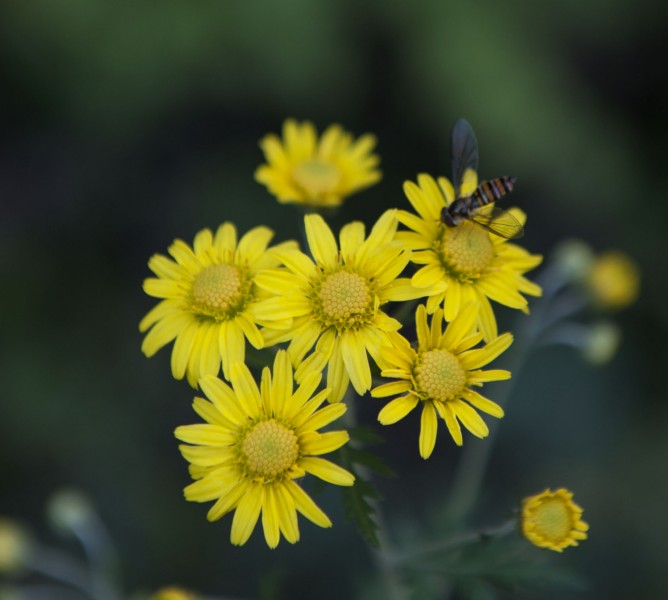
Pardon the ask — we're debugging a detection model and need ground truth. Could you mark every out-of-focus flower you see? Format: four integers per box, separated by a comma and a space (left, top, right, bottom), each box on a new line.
372, 304, 512, 458
582, 321, 621, 365
140, 224, 296, 386
552, 239, 595, 282
255, 119, 381, 208
587, 251, 640, 310
521, 488, 589, 552
397, 173, 542, 341
0, 519, 31, 574
175, 351, 354, 548
46, 489, 96, 534
254, 210, 420, 402
149, 587, 198, 600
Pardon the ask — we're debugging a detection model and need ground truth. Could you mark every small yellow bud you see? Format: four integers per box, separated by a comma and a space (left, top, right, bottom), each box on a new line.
587, 251, 640, 310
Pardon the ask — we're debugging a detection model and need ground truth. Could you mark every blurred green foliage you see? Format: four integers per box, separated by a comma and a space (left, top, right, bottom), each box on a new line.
1, 1, 667, 598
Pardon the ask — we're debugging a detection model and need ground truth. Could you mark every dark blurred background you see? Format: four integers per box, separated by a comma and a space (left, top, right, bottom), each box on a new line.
1, 1, 667, 599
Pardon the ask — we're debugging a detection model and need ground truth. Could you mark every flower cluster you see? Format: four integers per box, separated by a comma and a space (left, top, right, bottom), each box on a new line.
139, 118, 603, 554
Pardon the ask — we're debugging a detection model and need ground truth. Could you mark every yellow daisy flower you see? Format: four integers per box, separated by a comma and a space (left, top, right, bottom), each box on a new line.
253, 209, 421, 403
175, 351, 354, 548
140, 223, 295, 387
521, 488, 589, 552
372, 304, 513, 459
254, 118, 381, 208
397, 173, 543, 340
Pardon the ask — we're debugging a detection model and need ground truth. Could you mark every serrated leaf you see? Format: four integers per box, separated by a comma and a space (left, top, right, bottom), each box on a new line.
346, 446, 396, 478
340, 477, 381, 549
348, 425, 385, 445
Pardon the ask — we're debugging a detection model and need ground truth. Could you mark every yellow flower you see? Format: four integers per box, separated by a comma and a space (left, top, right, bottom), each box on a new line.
140, 223, 295, 386
253, 210, 421, 403
398, 173, 542, 340
521, 488, 589, 552
255, 119, 381, 208
587, 251, 640, 310
175, 351, 354, 548
150, 588, 198, 600
372, 304, 512, 458
0, 518, 31, 574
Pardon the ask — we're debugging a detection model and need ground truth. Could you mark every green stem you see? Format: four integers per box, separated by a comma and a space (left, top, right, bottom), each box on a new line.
388, 518, 516, 568
343, 391, 409, 600
443, 265, 573, 525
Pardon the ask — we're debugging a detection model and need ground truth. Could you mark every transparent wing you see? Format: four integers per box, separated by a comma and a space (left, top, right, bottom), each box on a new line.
451, 118, 479, 197
470, 207, 524, 239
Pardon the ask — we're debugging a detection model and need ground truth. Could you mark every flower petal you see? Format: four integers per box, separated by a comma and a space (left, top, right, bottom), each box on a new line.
305, 214, 338, 268
378, 394, 419, 425
419, 402, 438, 459
230, 483, 263, 546
300, 457, 355, 486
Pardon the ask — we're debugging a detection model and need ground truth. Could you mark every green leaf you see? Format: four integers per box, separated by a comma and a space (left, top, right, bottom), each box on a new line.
340, 476, 381, 549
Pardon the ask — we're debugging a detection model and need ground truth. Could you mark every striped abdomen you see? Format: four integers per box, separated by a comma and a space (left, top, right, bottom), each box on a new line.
469, 176, 516, 209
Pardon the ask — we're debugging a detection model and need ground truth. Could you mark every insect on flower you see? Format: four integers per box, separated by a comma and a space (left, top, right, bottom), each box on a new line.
440, 119, 524, 240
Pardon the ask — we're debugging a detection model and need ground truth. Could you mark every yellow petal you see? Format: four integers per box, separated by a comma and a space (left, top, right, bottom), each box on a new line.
218, 320, 244, 380
230, 361, 262, 417
207, 484, 245, 521
462, 389, 505, 418
275, 484, 300, 544
305, 214, 338, 269
199, 322, 222, 379
458, 333, 513, 370
140, 311, 192, 357
139, 299, 178, 333
378, 394, 419, 424
340, 221, 365, 262
441, 302, 478, 349
230, 483, 263, 546
340, 331, 372, 395
451, 400, 489, 438
237, 226, 273, 266
270, 350, 293, 416
170, 319, 199, 380
285, 481, 332, 528
301, 402, 346, 432
261, 486, 281, 549
326, 339, 349, 403
440, 403, 462, 446
193, 228, 214, 261
419, 402, 438, 459
475, 275, 528, 309
213, 222, 237, 254
371, 380, 412, 398
236, 312, 264, 350
300, 431, 349, 455
199, 374, 249, 426
300, 457, 355, 486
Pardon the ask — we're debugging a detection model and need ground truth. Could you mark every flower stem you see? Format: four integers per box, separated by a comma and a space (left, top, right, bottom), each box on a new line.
443, 265, 572, 525
388, 518, 516, 568
343, 391, 409, 600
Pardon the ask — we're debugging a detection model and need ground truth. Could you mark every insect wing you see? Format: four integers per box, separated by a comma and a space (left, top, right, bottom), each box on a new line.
470, 207, 524, 239
451, 118, 479, 197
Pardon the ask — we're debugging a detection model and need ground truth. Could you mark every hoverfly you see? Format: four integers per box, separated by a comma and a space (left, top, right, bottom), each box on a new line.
440, 119, 524, 240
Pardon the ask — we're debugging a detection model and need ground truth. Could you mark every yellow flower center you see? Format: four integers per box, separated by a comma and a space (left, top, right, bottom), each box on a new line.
191, 264, 248, 319
438, 221, 495, 281
292, 159, 341, 196
414, 349, 467, 402
314, 269, 375, 331
526, 498, 575, 545
240, 419, 299, 481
